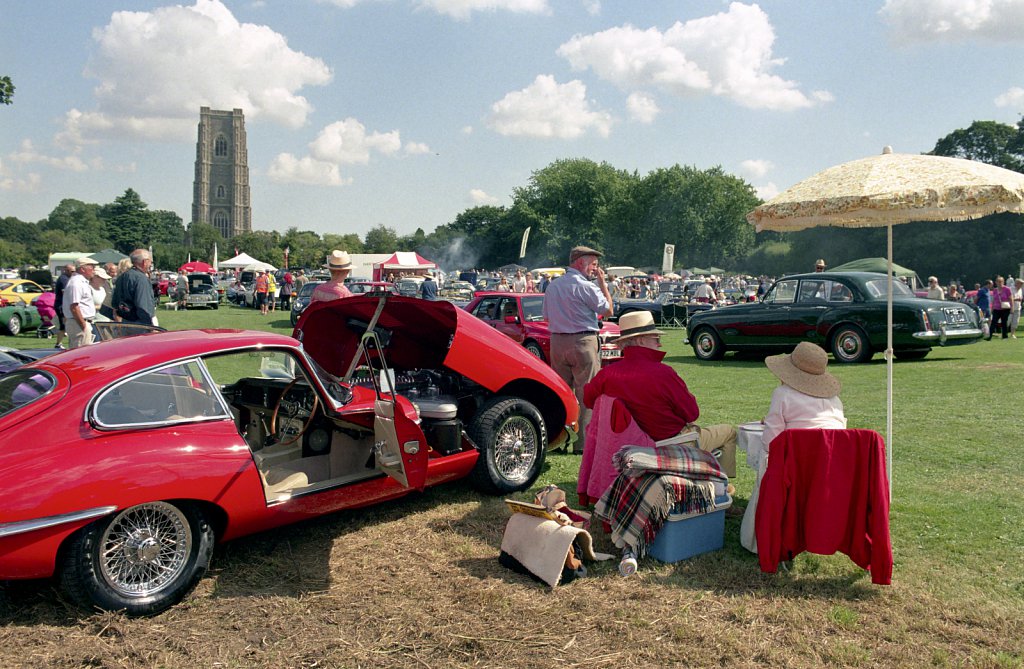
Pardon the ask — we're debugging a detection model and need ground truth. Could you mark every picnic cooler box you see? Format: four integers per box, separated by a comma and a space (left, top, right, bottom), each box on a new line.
648, 493, 732, 563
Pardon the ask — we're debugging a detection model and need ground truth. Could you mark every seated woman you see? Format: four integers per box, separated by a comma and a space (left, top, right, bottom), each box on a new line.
742, 341, 846, 553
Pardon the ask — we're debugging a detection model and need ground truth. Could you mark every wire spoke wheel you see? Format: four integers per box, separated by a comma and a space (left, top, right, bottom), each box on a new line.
493, 414, 538, 482
99, 502, 192, 598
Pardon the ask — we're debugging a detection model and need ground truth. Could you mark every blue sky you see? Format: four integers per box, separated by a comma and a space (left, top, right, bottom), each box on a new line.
3, 0, 1024, 239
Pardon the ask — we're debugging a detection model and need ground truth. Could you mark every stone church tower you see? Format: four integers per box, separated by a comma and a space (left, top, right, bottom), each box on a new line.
191, 107, 251, 238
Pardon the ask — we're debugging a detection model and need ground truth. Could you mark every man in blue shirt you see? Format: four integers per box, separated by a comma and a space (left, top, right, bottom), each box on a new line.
542, 245, 613, 451
420, 274, 438, 300
977, 280, 992, 323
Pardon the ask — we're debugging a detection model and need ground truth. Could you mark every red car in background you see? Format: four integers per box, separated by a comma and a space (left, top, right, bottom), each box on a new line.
0, 295, 578, 615
465, 291, 621, 364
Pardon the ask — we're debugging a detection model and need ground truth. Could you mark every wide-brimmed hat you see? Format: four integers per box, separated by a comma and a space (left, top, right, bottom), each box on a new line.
815, 258, 826, 268
327, 250, 352, 270
765, 342, 841, 398
94, 267, 110, 280
569, 245, 603, 263
616, 310, 663, 342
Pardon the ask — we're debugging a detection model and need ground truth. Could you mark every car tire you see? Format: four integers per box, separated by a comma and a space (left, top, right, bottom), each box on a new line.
524, 340, 545, 361
690, 326, 725, 361
830, 325, 873, 363
467, 396, 546, 495
6, 313, 21, 336
895, 349, 929, 360
60, 501, 214, 616
212, 302, 219, 310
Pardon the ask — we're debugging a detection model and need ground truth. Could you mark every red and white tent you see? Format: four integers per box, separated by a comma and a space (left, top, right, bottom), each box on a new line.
372, 252, 437, 280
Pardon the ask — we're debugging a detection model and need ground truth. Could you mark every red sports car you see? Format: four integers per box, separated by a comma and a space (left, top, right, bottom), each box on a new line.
464, 291, 622, 364
0, 295, 578, 615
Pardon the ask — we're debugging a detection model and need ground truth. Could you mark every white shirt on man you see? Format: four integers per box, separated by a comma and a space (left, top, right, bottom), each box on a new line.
63, 273, 97, 321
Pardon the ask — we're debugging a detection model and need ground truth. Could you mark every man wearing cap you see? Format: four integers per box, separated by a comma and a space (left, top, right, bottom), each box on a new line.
63, 257, 98, 348
542, 245, 614, 448
311, 250, 354, 303
815, 259, 826, 272
583, 311, 738, 477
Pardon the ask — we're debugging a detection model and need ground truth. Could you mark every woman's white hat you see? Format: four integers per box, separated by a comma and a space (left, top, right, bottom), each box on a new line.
327, 250, 352, 270
616, 310, 663, 342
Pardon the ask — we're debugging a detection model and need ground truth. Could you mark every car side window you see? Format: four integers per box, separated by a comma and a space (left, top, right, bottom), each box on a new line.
798, 280, 828, 303
829, 281, 853, 302
473, 297, 500, 321
93, 360, 226, 427
766, 279, 798, 304
521, 296, 544, 321
499, 298, 518, 320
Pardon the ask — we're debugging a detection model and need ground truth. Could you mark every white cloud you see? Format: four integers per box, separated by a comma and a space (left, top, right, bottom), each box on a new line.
416, 0, 550, 20
462, 125, 475, 134
0, 158, 42, 193
626, 92, 660, 123
309, 118, 401, 165
267, 154, 352, 186
63, 0, 331, 146
469, 188, 501, 205
739, 158, 774, 179
557, 3, 830, 111
404, 141, 432, 155
880, 0, 1024, 43
755, 182, 779, 201
8, 139, 90, 172
995, 86, 1024, 108
488, 75, 613, 138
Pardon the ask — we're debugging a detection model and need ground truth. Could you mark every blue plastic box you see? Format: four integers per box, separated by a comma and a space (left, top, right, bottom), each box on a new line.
648, 493, 731, 563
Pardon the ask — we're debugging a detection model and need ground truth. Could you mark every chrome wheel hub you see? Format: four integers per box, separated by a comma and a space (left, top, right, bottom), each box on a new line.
494, 416, 537, 482
99, 502, 192, 598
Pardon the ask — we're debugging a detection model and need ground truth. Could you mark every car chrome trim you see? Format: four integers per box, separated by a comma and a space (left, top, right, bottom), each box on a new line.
912, 328, 983, 342
0, 505, 117, 538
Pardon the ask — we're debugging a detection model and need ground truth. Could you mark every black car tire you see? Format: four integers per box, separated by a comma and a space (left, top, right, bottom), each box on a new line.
830, 324, 873, 363
6, 313, 21, 336
524, 340, 545, 361
60, 501, 214, 616
895, 349, 929, 360
467, 396, 546, 495
690, 326, 725, 361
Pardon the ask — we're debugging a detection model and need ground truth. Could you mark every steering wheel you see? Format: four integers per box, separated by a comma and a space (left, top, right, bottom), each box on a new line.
269, 379, 321, 446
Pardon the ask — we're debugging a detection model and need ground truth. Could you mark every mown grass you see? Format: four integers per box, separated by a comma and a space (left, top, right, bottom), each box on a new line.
1, 300, 1022, 668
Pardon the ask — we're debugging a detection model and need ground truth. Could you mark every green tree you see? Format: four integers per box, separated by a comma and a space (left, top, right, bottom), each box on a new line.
185, 221, 223, 262
281, 228, 327, 269
100, 189, 153, 253
0, 76, 14, 105
363, 225, 399, 253
150, 210, 186, 246
229, 230, 280, 265
929, 120, 1024, 173
42, 199, 109, 249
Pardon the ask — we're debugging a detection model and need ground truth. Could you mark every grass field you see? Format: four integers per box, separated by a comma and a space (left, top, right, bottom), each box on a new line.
1, 300, 1022, 668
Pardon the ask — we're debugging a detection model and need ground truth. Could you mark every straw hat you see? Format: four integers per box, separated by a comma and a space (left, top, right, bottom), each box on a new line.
616, 310, 663, 342
815, 258, 826, 269
327, 250, 352, 270
94, 267, 110, 280
765, 342, 841, 398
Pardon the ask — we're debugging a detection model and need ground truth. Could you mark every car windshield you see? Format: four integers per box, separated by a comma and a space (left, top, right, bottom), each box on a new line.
298, 281, 322, 297
863, 278, 915, 298
0, 369, 56, 418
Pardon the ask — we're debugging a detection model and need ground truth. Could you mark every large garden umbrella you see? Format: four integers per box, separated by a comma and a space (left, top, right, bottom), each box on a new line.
748, 146, 1024, 488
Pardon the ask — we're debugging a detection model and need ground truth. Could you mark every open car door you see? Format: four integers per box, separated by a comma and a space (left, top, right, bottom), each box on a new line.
362, 331, 429, 490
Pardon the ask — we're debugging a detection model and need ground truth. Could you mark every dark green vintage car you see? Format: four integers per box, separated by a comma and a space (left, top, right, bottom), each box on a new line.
685, 271, 984, 363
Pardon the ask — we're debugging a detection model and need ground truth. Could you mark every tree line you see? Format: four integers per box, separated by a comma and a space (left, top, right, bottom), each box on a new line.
2, 119, 1023, 284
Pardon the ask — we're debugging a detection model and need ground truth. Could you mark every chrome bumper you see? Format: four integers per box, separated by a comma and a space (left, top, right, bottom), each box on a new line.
912, 327, 984, 344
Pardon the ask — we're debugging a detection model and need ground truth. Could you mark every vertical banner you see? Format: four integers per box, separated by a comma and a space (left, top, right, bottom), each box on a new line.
662, 243, 675, 273
519, 226, 531, 259
213, 242, 219, 272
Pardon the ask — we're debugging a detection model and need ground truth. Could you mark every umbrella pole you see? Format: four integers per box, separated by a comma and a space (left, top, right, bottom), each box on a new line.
886, 223, 893, 497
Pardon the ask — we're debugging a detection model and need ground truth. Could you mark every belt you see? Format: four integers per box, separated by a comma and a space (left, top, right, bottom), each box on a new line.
553, 331, 597, 335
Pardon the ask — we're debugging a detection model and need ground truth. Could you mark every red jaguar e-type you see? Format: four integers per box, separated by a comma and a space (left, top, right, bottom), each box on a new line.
0, 295, 578, 615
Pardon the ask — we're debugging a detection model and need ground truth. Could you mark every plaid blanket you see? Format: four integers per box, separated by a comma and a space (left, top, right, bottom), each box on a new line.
594, 444, 728, 556
613, 442, 726, 481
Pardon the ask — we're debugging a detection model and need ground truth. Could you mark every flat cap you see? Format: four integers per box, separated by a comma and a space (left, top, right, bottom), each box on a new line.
569, 245, 603, 263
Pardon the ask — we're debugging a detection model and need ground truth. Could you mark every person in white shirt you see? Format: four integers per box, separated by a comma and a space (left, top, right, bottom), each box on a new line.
761, 342, 847, 449
90, 267, 112, 322
926, 276, 945, 300
1010, 278, 1023, 338
63, 257, 99, 348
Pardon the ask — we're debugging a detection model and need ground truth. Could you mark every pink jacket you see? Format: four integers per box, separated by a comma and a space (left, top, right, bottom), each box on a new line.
577, 395, 654, 506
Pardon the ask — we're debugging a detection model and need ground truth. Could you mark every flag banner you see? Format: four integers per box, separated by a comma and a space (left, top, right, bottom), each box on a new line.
662, 243, 675, 273
213, 243, 219, 272
519, 227, 531, 259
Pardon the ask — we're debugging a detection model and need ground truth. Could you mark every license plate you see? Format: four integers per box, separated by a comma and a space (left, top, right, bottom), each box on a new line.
599, 348, 620, 359
942, 307, 967, 324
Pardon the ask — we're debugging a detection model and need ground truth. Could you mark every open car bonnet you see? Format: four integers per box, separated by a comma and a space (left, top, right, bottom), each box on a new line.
294, 294, 571, 394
